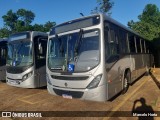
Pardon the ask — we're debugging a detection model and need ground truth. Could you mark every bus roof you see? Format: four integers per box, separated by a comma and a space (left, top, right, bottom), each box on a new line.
0, 38, 8, 42
50, 13, 145, 40
8, 31, 48, 42
102, 14, 144, 39
10, 31, 48, 37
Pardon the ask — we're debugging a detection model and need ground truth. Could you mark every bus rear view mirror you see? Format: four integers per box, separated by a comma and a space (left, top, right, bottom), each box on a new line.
38, 43, 43, 54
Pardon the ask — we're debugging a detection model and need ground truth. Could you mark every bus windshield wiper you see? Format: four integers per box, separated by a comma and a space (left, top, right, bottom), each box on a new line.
74, 29, 83, 56
55, 34, 63, 53
17, 42, 24, 55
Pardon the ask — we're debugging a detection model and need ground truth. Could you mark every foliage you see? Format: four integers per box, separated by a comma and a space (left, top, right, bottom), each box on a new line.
44, 21, 56, 31
0, 27, 10, 38
17, 9, 35, 26
2, 10, 18, 31
91, 0, 114, 15
0, 9, 56, 37
128, 4, 160, 40
32, 21, 56, 32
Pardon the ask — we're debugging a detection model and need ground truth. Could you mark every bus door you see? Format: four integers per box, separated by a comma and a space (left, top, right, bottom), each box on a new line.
34, 37, 47, 87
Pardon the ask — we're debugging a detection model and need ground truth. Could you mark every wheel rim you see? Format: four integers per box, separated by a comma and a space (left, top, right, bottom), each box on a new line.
124, 78, 128, 88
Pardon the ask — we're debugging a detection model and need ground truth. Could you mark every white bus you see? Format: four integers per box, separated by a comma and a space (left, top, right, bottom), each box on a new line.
46, 14, 153, 102
0, 38, 7, 81
6, 31, 48, 88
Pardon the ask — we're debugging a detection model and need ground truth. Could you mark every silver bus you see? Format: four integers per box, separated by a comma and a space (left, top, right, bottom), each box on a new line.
47, 14, 153, 102
0, 38, 7, 81
6, 31, 48, 88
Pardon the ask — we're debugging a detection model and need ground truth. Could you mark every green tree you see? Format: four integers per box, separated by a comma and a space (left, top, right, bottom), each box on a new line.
91, 0, 114, 15
128, 4, 160, 40
2, 9, 35, 32
17, 9, 35, 26
1, 9, 56, 36
2, 10, 18, 31
15, 21, 33, 32
32, 21, 56, 32
33, 24, 45, 32
0, 27, 10, 38
44, 21, 56, 31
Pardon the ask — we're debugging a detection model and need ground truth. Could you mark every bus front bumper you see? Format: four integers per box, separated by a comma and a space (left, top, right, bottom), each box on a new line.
47, 83, 107, 102
6, 75, 36, 88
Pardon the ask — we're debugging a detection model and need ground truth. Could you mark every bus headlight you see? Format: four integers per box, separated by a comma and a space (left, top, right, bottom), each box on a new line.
22, 71, 33, 81
87, 74, 102, 89
46, 73, 52, 85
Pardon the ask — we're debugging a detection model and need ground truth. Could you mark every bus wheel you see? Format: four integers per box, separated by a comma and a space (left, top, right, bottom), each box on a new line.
145, 66, 150, 76
121, 71, 130, 94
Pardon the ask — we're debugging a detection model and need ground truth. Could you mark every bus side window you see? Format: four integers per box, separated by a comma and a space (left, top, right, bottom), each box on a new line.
141, 39, 145, 53
104, 22, 120, 64
145, 41, 150, 53
136, 37, 141, 53
109, 27, 119, 55
119, 30, 128, 53
104, 23, 109, 60
128, 33, 136, 53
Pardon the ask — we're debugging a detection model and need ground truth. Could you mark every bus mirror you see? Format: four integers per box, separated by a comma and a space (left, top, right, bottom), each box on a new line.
38, 43, 43, 54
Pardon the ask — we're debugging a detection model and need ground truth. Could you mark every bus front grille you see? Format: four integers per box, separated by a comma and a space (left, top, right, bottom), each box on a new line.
53, 88, 84, 98
51, 75, 89, 80
7, 77, 22, 81
6, 65, 32, 74
7, 67, 23, 73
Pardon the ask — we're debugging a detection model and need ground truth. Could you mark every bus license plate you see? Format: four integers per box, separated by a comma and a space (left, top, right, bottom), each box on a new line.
62, 94, 72, 99
9, 80, 18, 85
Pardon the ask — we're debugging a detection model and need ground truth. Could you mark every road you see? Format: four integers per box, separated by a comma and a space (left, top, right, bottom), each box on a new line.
0, 68, 160, 120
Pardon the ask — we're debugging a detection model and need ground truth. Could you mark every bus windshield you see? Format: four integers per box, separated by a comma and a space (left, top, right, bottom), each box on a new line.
48, 29, 100, 72
7, 41, 33, 67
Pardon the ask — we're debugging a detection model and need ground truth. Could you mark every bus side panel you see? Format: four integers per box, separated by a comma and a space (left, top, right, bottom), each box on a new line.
107, 54, 149, 99
143, 54, 150, 70
35, 67, 46, 87
34, 59, 47, 87
0, 66, 6, 80
150, 54, 154, 68
130, 55, 136, 82
38, 65, 47, 87
34, 70, 40, 87
130, 54, 150, 83
107, 55, 131, 99
141, 54, 146, 73
130, 54, 143, 83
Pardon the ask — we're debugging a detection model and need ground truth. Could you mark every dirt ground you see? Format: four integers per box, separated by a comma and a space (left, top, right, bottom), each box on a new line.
0, 68, 160, 120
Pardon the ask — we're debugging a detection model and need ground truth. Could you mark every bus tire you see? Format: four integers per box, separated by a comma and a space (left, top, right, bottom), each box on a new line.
145, 66, 150, 76
121, 70, 130, 94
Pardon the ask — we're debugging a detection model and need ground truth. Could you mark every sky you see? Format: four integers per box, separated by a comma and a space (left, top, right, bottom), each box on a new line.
0, 0, 160, 28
